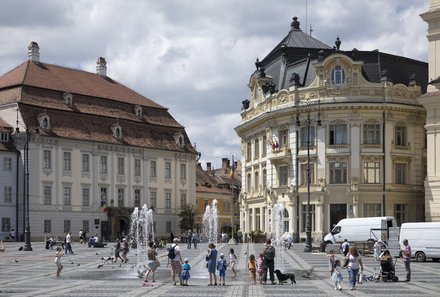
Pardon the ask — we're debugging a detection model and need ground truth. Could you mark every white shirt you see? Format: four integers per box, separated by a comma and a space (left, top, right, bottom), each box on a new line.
172, 244, 181, 261
66, 234, 71, 243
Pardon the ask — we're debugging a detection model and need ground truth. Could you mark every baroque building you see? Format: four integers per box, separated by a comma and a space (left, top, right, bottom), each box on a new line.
235, 18, 428, 243
0, 42, 198, 241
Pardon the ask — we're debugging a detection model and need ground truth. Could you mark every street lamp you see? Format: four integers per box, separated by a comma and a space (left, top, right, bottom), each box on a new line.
292, 73, 321, 253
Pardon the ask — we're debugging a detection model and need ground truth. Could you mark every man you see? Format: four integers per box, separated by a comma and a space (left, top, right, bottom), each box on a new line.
186, 230, 192, 249
341, 239, 350, 256
170, 238, 183, 286
9, 228, 15, 240
401, 239, 411, 282
79, 229, 83, 244
263, 239, 276, 285
65, 232, 73, 254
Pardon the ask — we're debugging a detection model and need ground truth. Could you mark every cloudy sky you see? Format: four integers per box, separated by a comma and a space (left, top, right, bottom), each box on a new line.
0, 0, 429, 169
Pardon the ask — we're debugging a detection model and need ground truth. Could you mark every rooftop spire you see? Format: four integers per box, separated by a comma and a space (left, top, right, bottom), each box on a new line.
96, 57, 107, 76
291, 17, 301, 31
28, 41, 40, 62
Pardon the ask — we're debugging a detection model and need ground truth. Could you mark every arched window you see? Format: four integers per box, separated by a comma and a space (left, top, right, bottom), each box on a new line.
331, 65, 345, 87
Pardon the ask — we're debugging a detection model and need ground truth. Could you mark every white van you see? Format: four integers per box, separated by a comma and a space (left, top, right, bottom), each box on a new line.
324, 216, 397, 244
399, 222, 440, 262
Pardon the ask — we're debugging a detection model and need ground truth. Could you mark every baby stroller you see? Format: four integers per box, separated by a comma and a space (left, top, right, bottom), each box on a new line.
379, 253, 399, 282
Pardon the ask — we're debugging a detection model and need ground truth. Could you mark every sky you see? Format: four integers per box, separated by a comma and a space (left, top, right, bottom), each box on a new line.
0, 0, 430, 170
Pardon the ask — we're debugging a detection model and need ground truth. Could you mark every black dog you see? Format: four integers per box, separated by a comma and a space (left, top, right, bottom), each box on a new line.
274, 269, 296, 285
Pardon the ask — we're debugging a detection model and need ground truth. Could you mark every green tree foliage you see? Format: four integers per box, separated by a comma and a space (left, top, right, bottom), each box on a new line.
178, 204, 197, 232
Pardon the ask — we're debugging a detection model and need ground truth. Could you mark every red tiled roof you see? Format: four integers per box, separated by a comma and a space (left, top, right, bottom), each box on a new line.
196, 165, 230, 195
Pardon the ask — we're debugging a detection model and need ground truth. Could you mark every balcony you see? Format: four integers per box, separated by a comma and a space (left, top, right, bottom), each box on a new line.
268, 146, 291, 162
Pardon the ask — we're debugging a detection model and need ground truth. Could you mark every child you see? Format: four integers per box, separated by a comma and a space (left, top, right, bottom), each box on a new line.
257, 253, 264, 285
248, 254, 257, 285
181, 258, 191, 286
217, 253, 228, 286
327, 249, 336, 276
332, 259, 343, 290
229, 248, 237, 277
55, 246, 64, 277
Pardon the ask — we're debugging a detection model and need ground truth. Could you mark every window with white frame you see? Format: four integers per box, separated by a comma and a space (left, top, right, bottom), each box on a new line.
43, 150, 51, 170
82, 154, 90, 173
246, 141, 251, 161
363, 124, 381, 144
150, 191, 157, 209
134, 159, 141, 177
100, 156, 108, 174
329, 161, 347, 184
180, 192, 187, 207
246, 173, 251, 192
395, 163, 406, 184
394, 204, 407, 226
165, 192, 172, 209
4, 186, 12, 203
363, 161, 380, 184
262, 135, 267, 157
44, 219, 51, 233
180, 163, 186, 180
301, 204, 315, 232
1, 217, 10, 232
364, 203, 381, 217
329, 124, 348, 145
262, 169, 267, 189
117, 157, 125, 176
82, 187, 90, 206
300, 162, 315, 185
299, 126, 316, 148
165, 162, 171, 179
279, 129, 288, 147
283, 208, 290, 233
43, 185, 51, 205
254, 138, 259, 159
100, 187, 107, 207
64, 220, 71, 233
254, 171, 259, 192
331, 65, 345, 87
63, 152, 71, 171
63, 186, 71, 206
117, 188, 124, 207
395, 125, 407, 146
134, 189, 141, 207
0, 132, 9, 142
150, 160, 157, 177
3, 157, 12, 171
278, 165, 288, 186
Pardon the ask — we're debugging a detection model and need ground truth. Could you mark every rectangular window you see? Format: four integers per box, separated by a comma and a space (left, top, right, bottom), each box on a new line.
63, 186, 71, 206
180, 193, 187, 207
363, 124, 380, 144
44, 219, 51, 233
0, 132, 9, 142
180, 163, 186, 180
300, 163, 315, 185
300, 126, 316, 148
82, 220, 89, 233
165, 162, 171, 179
364, 203, 382, 217
246, 173, 251, 192
118, 157, 125, 176
279, 129, 288, 147
43, 150, 51, 170
43, 185, 51, 205
246, 141, 251, 161
254, 138, 259, 159
134, 159, 141, 177
394, 204, 407, 226
150, 160, 157, 177
150, 191, 157, 209
4, 186, 12, 203
262, 169, 267, 189
329, 162, 347, 184
100, 187, 107, 207
100, 156, 108, 174
395, 163, 406, 184
254, 171, 259, 191
278, 165, 288, 186
329, 124, 348, 145
82, 187, 90, 206
301, 204, 316, 232
117, 188, 124, 207
63, 152, 71, 171
63, 220, 71, 233
134, 189, 141, 208
1, 217, 11, 232
363, 162, 381, 184
3, 157, 12, 171
165, 192, 172, 209
82, 154, 90, 173
166, 221, 172, 233
262, 135, 267, 157
395, 126, 407, 146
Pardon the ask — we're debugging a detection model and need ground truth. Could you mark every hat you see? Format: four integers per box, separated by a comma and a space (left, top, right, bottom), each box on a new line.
173, 238, 180, 242
123, 238, 127, 241
220, 253, 224, 257
184, 258, 189, 262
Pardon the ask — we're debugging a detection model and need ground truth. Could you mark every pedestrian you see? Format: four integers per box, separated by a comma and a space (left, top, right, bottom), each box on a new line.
262, 239, 276, 285
0, 241, 5, 252
65, 232, 73, 254
248, 254, 257, 285
206, 242, 218, 286
217, 253, 227, 286
54, 246, 64, 277
401, 239, 411, 282
181, 258, 191, 286
79, 229, 84, 244
341, 239, 350, 257
186, 230, 192, 249
229, 248, 237, 277
170, 238, 183, 286
192, 232, 198, 249
144, 241, 159, 283
346, 246, 364, 291
327, 249, 336, 276
9, 228, 15, 240
373, 239, 382, 260
82, 230, 87, 244
121, 238, 129, 263
257, 253, 264, 285
114, 239, 124, 263
170, 232, 174, 243
332, 259, 343, 290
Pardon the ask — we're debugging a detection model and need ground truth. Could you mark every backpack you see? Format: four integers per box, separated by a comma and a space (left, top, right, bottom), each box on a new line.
167, 245, 176, 259
265, 246, 275, 261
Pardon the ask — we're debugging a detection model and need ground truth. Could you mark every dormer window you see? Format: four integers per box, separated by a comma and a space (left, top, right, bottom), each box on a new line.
38, 113, 51, 130
111, 124, 122, 139
0, 132, 9, 142
174, 132, 185, 147
63, 92, 73, 105
331, 65, 345, 87
134, 105, 143, 117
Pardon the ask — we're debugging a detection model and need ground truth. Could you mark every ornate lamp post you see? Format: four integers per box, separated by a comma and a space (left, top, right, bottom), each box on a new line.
292, 73, 321, 253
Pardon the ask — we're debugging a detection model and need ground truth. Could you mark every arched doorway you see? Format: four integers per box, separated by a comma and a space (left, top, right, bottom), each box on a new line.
116, 217, 130, 240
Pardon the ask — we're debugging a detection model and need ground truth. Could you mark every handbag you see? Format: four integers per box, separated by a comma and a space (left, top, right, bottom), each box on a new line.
358, 272, 364, 284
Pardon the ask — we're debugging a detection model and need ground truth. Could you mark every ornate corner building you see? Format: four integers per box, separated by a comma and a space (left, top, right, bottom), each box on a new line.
0, 42, 198, 241
235, 17, 428, 242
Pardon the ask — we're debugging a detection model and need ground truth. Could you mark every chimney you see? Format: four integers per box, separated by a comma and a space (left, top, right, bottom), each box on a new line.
222, 158, 230, 171
96, 57, 107, 76
206, 162, 212, 172
28, 41, 40, 62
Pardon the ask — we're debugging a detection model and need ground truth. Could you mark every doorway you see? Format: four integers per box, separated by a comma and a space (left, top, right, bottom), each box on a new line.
329, 204, 347, 231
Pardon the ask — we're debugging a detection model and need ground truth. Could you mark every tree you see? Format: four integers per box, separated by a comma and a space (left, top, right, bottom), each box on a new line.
178, 204, 197, 232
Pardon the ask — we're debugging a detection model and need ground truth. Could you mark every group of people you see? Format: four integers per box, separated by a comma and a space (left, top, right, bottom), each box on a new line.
246, 239, 276, 285
327, 238, 412, 291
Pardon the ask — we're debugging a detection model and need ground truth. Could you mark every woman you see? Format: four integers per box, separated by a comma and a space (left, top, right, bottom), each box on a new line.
144, 241, 158, 282
229, 248, 237, 277
346, 246, 364, 290
206, 242, 218, 286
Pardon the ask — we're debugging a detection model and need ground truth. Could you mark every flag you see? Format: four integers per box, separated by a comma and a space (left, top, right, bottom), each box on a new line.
101, 199, 107, 212
230, 155, 235, 178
